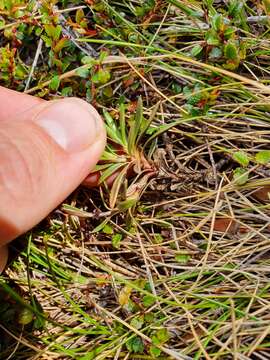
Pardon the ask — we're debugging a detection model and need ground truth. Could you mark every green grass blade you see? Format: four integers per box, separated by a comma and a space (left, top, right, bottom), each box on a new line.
128, 96, 143, 154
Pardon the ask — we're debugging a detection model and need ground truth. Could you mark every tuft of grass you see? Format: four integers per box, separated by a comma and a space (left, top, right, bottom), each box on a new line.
1, 0, 270, 359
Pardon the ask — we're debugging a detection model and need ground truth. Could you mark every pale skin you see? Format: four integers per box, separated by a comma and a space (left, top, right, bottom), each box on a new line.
0, 87, 106, 272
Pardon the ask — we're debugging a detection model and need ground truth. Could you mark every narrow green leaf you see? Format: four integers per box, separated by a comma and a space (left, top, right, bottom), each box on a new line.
119, 102, 128, 147
92, 219, 110, 233
128, 96, 143, 154
137, 101, 159, 145
99, 163, 125, 184
94, 163, 115, 172
109, 165, 128, 209
44, 24, 55, 38
212, 13, 223, 32
117, 196, 138, 211
54, 25, 62, 41
100, 149, 121, 162
103, 111, 123, 145
191, 44, 203, 57
166, 0, 203, 18
54, 38, 70, 53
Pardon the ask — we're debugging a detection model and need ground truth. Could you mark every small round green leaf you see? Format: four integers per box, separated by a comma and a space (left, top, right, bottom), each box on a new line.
224, 42, 238, 60
75, 67, 90, 78
150, 345, 161, 357
255, 150, 270, 165
92, 69, 111, 85
191, 44, 203, 57
175, 254, 191, 264
233, 151, 249, 167
18, 307, 34, 325
233, 167, 249, 185
126, 336, 144, 353
49, 75, 60, 91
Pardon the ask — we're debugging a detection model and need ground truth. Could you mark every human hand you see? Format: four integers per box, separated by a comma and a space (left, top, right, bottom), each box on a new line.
0, 87, 106, 272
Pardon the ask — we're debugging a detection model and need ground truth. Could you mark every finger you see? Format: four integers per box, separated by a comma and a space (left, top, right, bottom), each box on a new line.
82, 171, 119, 188
0, 97, 106, 247
0, 86, 44, 122
0, 245, 8, 273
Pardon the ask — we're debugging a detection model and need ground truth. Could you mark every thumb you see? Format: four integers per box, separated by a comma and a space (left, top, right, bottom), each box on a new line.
0, 97, 106, 248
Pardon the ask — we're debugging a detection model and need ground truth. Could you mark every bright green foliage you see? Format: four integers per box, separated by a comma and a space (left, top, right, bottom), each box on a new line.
18, 307, 34, 325
143, 295, 156, 307
175, 254, 191, 263
112, 233, 122, 248
233, 167, 249, 185
95, 97, 156, 210
224, 42, 238, 60
49, 75, 60, 91
126, 336, 144, 353
153, 328, 170, 344
255, 150, 270, 165
102, 224, 114, 234
150, 345, 161, 357
130, 315, 144, 330
200, 9, 246, 69
135, 0, 155, 16
92, 68, 111, 85
233, 151, 250, 167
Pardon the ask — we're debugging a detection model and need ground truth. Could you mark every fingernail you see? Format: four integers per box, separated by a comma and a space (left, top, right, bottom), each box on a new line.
34, 98, 103, 153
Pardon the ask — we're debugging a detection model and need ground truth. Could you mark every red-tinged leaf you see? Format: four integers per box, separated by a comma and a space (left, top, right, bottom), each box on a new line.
82, 170, 120, 189
213, 218, 238, 233
76, 8, 85, 24
109, 165, 128, 209
54, 38, 70, 53
127, 101, 138, 113
123, 76, 135, 88
85, 29, 98, 37
213, 218, 249, 234
252, 185, 270, 202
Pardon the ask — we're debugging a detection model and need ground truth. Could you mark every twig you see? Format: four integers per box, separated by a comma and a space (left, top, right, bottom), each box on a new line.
24, 38, 43, 91
61, 24, 98, 58
247, 16, 270, 23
